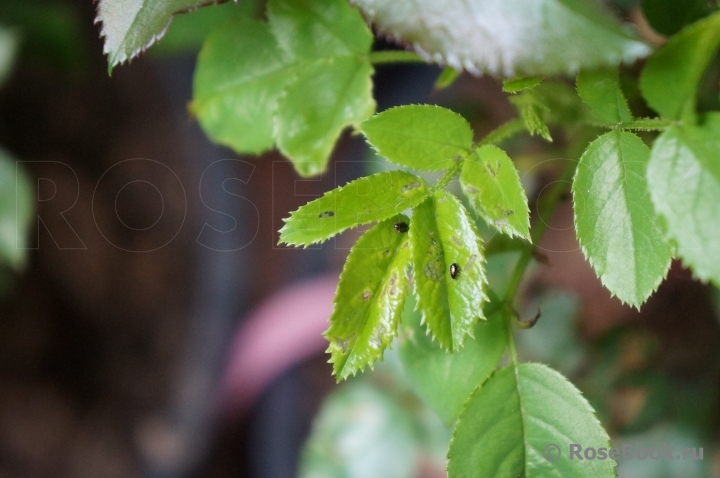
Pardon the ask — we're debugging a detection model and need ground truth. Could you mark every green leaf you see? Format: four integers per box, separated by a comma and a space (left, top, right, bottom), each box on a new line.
410, 191, 487, 351
97, 0, 215, 71
0, 26, 18, 88
354, 0, 649, 76
576, 68, 633, 124
509, 93, 552, 142
641, 0, 716, 37
359, 105, 473, 171
647, 113, 720, 286
502, 77, 542, 94
398, 295, 507, 425
448, 363, 615, 477
279, 170, 429, 246
435, 67, 461, 90
276, 57, 374, 176
0, 149, 33, 270
573, 131, 672, 307
151, 0, 263, 56
326, 216, 411, 380
639, 11, 720, 122
193, 0, 375, 176
460, 145, 531, 240
299, 381, 418, 478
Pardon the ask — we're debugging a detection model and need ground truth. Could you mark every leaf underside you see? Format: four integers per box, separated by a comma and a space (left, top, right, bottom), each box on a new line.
354, 0, 649, 76
97, 0, 216, 70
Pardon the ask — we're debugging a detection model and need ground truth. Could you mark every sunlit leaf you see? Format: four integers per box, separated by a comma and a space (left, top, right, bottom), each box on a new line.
360, 105, 473, 171
410, 191, 487, 351
326, 216, 411, 380
448, 363, 615, 477
460, 145, 531, 240
647, 113, 720, 286
279, 170, 429, 246
354, 0, 649, 77
573, 131, 672, 307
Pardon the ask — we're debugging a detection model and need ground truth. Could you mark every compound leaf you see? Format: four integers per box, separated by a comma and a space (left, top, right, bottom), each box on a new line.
460, 145, 530, 240
647, 113, 720, 286
326, 216, 411, 380
398, 295, 506, 426
448, 362, 615, 477
573, 131, 672, 307
360, 105, 474, 171
410, 191, 487, 352
193, 0, 374, 176
639, 11, 720, 122
354, 0, 649, 77
576, 68, 633, 124
279, 170, 429, 246
97, 0, 216, 71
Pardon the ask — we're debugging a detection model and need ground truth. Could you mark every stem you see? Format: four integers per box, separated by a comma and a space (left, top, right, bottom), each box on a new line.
589, 118, 679, 132
507, 309, 520, 366
503, 159, 576, 303
430, 157, 464, 192
478, 118, 527, 147
368, 50, 427, 65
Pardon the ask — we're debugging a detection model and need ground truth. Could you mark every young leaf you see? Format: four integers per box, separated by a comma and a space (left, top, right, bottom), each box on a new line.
97, 0, 215, 71
354, 0, 649, 76
502, 77, 542, 94
647, 113, 720, 286
509, 93, 552, 142
0, 149, 32, 270
576, 68, 633, 124
573, 131, 672, 307
193, 0, 374, 176
359, 105, 473, 171
448, 362, 615, 477
435, 67, 461, 90
460, 145, 531, 240
326, 216, 411, 380
279, 170, 429, 246
410, 191, 487, 352
398, 295, 507, 426
639, 11, 720, 122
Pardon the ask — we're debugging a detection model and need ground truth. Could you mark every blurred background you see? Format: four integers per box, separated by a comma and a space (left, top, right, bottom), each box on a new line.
0, 0, 719, 477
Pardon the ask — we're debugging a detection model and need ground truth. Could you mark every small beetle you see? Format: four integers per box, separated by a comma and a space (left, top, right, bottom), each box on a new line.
450, 263, 460, 279
394, 222, 409, 233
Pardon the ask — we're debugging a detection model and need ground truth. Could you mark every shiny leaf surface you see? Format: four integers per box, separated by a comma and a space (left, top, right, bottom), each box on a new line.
279, 171, 429, 246
460, 145, 531, 240
573, 131, 672, 307
410, 191, 487, 351
576, 68, 633, 124
326, 216, 411, 380
360, 105, 473, 171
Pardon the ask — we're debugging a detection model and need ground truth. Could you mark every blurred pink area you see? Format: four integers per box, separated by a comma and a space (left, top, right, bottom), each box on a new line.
219, 274, 338, 418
